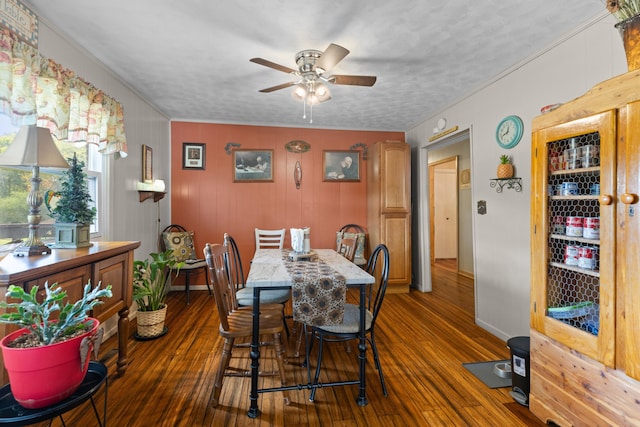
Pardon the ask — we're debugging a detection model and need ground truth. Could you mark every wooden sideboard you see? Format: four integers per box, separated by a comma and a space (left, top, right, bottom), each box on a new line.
0, 241, 140, 384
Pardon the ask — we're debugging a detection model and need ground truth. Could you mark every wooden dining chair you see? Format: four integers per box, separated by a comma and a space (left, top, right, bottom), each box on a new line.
306, 244, 390, 402
251, 229, 292, 334
337, 223, 367, 267
255, 228, 286, 249
337, 237, 357, 262
160, 224, 211, 304
224, 233, 290, 332
225, 233, 290, 306
203, 243, 290, 407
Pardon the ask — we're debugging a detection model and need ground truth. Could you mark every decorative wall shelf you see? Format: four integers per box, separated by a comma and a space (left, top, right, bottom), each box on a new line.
489, 177, 522, 193
138, 191, 166, 202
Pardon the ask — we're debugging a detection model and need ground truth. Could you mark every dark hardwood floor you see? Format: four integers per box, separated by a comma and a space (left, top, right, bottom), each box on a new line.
38, 262, 543, 426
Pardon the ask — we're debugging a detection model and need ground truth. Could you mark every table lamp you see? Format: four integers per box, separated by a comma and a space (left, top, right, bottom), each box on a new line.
0, 126, 69, 256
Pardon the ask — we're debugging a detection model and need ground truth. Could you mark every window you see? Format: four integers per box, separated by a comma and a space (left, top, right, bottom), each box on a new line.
0, 115, 103, 248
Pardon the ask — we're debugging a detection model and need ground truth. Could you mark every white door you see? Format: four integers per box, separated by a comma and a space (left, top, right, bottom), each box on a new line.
434, 167, 458, 259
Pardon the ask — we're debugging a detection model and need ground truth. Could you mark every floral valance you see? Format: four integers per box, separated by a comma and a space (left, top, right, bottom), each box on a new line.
0, 29, 127, 157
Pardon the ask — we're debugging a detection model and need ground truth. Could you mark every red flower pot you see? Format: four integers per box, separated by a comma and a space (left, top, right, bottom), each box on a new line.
0, 318, 99, 409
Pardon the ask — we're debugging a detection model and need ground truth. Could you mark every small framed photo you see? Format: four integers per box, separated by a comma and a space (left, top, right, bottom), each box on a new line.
233, 149, 273, 182
183, 143, 206, 170
142, 144, 153, 182
323, 150, 360, 182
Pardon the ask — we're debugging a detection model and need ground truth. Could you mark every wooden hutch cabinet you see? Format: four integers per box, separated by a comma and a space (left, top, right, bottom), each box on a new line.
530, 71, 640, 426
367, 140, 411, 293
0, 241, 140, 384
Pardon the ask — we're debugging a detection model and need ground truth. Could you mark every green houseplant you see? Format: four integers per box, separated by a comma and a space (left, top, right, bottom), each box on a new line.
133, 250, 183, 339
0, 281, 112, 408
46, 153, 96, 248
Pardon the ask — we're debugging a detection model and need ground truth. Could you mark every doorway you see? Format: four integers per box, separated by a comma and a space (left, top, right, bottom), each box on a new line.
429, 157, 458, 271
417, 128, 474, 294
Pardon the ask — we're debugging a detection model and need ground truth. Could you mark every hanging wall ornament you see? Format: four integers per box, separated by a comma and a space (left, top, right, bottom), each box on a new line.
285, 140, 310, 153
225, 142, 241, 155
294, 161, 302, 189
350, 142, 368, 160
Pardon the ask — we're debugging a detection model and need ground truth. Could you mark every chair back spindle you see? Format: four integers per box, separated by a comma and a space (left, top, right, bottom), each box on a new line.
223, 233, 245, 291
337, 237, 357, 262
366, 244, 390, 326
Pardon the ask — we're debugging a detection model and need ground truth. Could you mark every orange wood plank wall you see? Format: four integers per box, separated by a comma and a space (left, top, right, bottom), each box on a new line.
170, 121, 403, 284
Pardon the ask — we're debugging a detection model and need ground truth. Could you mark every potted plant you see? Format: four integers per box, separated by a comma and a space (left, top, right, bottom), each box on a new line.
497, 154, 514, 179
45, 153, 97, 248
133, 250, 183, 339
0, 281, 112, 408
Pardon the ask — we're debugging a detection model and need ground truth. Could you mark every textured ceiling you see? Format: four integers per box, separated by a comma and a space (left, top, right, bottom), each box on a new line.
25, 1, 604, 131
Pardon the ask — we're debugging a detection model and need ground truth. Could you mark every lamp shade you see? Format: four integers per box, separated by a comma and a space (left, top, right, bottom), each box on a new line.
291, 84, 308, 102
0, 126, 69, 168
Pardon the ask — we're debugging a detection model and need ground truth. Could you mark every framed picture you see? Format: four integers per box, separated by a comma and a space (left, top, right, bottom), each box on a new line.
233, 149, 273, 182
142, 144, 153, 182
323, 150, 360, 182
183, 143, 206, 170
459, 168, 471, 189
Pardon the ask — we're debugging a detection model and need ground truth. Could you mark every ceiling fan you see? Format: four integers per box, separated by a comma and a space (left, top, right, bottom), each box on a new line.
250, 43, 376, 107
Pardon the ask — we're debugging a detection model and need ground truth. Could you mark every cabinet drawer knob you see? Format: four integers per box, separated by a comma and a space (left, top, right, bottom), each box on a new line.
621, 193, 637, 205
599, 195, 613, 205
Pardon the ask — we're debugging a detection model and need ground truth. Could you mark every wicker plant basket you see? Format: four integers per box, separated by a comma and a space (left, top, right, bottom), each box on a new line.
136, 304, 168, 338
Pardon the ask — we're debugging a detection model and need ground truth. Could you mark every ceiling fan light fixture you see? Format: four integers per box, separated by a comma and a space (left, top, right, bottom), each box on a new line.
292, 81, 331, 105
292, 84, 307, 102
314, 82, 331, 102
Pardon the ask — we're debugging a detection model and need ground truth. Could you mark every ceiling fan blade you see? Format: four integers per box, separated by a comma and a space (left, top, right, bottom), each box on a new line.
329, 75, 377, 86
315, 44, 349, 72
250, 57, 296, 74
258, 81, 297, 93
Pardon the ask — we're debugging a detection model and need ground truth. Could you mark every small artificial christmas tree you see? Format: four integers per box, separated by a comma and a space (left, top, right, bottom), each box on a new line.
50, 153, 96, 225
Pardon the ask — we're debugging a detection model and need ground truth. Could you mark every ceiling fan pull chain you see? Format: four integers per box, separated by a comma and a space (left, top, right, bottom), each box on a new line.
310, 101, 313, 124
302, 97, 307, 120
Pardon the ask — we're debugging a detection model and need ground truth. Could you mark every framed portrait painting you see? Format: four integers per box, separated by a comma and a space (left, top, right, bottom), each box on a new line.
323, 150, 360, 182
233, 149, 273, 182
183, 143, 206, 170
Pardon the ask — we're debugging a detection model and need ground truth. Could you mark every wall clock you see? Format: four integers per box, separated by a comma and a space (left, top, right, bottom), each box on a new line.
496, 115, 524, 149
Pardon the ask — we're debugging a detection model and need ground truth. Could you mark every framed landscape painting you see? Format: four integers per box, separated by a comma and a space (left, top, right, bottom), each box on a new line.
233, 149, 273, 182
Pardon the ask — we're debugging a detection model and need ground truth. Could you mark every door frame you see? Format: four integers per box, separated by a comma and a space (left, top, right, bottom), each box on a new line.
417, 128, 473, 293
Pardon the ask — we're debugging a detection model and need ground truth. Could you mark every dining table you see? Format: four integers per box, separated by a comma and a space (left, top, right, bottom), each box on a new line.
245, 248, 375, 418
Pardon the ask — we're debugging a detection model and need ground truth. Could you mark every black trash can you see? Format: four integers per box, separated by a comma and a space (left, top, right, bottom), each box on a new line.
507, 336, 530, 406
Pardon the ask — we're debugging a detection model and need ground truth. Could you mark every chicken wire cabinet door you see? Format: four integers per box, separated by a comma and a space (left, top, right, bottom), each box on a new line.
531, 111, 615, 368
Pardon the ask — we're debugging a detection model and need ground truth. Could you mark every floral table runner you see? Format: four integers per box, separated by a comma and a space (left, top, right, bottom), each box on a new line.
282, 250, 346, 326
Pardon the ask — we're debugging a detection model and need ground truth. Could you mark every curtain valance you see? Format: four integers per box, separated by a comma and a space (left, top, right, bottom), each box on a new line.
0, 29, 127, 157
